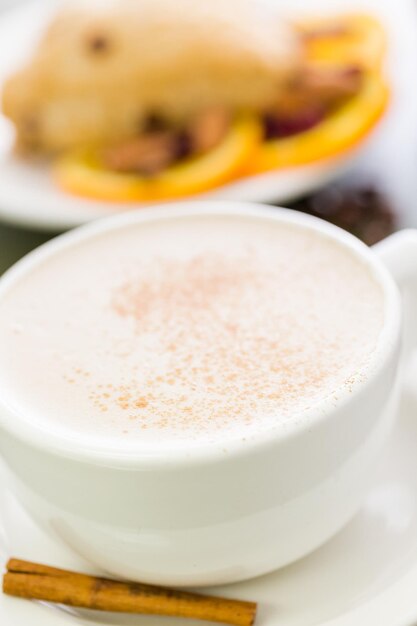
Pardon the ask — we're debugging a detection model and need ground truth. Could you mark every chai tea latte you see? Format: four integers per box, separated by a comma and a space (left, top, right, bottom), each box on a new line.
0, 214, 384, 445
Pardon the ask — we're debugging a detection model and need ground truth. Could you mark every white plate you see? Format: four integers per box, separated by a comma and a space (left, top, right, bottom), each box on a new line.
0, 0, 384, 232
1, 385, 417, 626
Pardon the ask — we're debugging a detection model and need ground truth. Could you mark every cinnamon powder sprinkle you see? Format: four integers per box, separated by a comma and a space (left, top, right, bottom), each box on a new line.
76, 249, 382, 435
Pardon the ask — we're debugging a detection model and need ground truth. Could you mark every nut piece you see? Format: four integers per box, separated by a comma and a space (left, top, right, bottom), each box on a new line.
275, 65, 363, 115
302, 65, 363, 104
188, 108, 230, 154
103, 132, 178, 175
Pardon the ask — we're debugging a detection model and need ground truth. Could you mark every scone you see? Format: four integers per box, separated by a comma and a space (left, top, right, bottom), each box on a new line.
2, 0, 300, 153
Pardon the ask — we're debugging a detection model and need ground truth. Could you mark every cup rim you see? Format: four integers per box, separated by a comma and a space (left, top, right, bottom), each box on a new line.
0, 201, 402, 467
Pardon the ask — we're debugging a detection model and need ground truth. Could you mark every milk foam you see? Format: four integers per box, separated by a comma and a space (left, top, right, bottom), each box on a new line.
0, 215, 384, 446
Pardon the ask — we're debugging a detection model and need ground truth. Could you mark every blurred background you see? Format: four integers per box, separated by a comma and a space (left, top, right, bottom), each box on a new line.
1, 0, 417, 273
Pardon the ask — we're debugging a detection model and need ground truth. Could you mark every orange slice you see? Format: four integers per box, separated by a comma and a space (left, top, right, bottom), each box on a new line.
54, 115, 261, 203
246, 73, 389, 174
298, 14, 386, 70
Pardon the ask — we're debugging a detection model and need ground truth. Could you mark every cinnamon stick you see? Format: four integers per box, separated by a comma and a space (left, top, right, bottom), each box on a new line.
3, 559, 257, 626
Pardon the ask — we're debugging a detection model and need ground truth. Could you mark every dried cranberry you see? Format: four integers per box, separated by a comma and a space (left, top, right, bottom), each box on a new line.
175, 131, 192, 160
263, 107, 325, 140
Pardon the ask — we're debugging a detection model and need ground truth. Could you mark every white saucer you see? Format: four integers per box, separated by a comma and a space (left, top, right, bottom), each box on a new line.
1, 387, 417, 626
0, 0, 384, 232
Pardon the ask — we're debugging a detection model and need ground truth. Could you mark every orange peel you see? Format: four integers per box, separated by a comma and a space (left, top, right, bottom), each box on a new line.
298, 13, 387, 70
54, 115, 261, 202
245, 73, 389, 174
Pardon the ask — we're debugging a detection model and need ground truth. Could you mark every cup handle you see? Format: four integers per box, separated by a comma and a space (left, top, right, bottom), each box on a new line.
373, 229, 417, 394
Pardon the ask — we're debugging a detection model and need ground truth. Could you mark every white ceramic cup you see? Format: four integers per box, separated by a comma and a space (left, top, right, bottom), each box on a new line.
0, 202, 416, 587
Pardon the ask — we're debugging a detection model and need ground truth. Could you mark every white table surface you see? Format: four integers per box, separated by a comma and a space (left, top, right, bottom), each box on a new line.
0, 0, 416, 273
